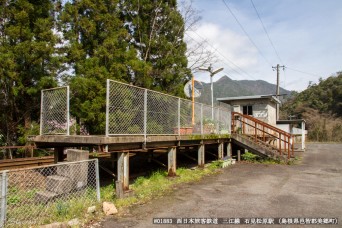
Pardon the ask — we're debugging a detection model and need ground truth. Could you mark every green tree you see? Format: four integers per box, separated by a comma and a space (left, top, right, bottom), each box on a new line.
123, 0, 190, 95
0, 0, 61, 146
281, 71, 342, 142
60, 0, 150, 134
61, 0, 190, 134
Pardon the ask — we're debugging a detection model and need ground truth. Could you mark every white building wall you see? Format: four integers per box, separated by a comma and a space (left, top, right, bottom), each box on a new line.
230, 99, 278, 126
276, 124, 290, 133
267, 103, 277, 126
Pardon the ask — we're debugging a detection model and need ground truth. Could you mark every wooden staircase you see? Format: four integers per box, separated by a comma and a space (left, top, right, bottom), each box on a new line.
231, 112, 294, 161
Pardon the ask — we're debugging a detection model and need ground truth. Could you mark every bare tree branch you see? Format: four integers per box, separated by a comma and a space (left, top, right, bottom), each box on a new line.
179, 0, 217, 72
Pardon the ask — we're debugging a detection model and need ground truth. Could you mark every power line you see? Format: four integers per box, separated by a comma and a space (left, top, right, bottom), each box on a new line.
192, 32, 257, 79
286, 66, 321, 78
222, 0, 273, 67
186, 31, 258, 80
185, 32, 245, 80
250, 0, 284, 65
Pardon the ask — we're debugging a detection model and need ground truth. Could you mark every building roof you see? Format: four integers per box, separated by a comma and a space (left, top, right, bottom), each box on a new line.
217, 94, 281, 104
277, 119, 306, 124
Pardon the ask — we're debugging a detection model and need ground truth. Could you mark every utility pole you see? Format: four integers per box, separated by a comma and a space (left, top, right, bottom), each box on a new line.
272, 64, 285, 120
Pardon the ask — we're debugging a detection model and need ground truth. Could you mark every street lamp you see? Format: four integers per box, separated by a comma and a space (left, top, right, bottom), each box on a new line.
199, 64, 224, 119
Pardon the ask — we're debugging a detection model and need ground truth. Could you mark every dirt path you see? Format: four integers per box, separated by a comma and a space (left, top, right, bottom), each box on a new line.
100, 144, 342, 227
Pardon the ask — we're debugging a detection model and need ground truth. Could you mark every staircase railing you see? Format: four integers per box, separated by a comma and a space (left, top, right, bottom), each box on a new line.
231, 112, 294, 159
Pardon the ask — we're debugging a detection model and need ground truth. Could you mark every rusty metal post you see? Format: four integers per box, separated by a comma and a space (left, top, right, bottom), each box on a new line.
279, 133, 282, 155
218, 142, 224, 159
117, 151, 129, 198
167, 147, 177, 176
292, 136, 294, 157
255, 122, 257, 142
284, 136, 287, 152
288, 136, 290, 158
198, 143, 205, 167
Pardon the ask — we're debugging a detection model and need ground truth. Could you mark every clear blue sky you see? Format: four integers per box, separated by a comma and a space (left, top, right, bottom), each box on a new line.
185, 0, 342, 91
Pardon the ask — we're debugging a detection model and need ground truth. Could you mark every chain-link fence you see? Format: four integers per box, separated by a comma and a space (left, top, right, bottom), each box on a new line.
106, 79, 231, 137
0, 159, 100, 227
40, 87, 70, 135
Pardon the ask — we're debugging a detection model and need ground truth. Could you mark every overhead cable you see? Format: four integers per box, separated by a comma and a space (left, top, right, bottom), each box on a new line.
222, 0, 273, 67
250, 0, 284, 65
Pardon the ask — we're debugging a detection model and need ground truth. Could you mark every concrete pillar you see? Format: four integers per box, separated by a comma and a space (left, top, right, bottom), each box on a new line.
117, 152, 129, 197
167, 147, 177, 176
226, 142, 232, 158
218, 142, 224, 159
237, 150, 241, 161
66, 149, 89, 161
302, 121, 306, 150
54, 147, 64, 163
198, 144, 205, 167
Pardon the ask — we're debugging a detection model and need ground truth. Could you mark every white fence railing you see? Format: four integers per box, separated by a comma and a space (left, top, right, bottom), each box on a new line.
106, 79, 231, 137
39, 81, 232, 138
40, 86, 70, 135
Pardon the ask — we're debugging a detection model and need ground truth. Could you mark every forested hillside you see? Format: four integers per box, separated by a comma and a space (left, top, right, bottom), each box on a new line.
195, 75, 291, 105
281, 72, 342, 141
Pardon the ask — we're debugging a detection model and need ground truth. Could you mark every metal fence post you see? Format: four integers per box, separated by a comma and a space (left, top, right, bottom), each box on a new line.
178, 98, 180, 136
0, 171, 8, 227
66, 86, 70, 136
105, 79, 110, 137
39, 90, 44, 135
200, 104, 203, 135
144, 89, 147, 142
216, 107, 220, 134
94, 159, 101, 202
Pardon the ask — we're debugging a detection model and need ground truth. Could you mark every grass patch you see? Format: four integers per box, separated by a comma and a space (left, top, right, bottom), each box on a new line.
7, 162, 225, 227
101, 163, 222, 210
189, 134, 230, 140
240, 151, 301, 165
6, 192, 100, 227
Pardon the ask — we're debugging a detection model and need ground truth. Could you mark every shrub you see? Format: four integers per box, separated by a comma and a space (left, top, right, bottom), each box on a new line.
241, 151, 258, 161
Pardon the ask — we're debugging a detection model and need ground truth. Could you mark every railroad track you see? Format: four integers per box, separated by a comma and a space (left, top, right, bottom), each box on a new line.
0, 156, 54, 170
0, 153, 111, 170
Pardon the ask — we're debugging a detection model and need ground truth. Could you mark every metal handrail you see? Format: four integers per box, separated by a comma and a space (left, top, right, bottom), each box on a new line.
232, 112, 294, 159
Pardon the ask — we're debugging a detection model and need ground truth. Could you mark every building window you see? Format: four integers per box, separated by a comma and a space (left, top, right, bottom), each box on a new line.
243, 105, 253, 115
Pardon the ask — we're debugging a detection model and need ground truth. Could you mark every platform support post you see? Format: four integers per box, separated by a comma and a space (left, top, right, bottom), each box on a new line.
301, 121, 306, 150
116, 151, 129, 198
167, 147, 177, 176
54, 147, 64, 163
218, 142, 224, 159
198, 143, 205, 167
237, 150, 241, 162
226, 142, 232, 158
